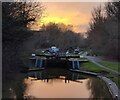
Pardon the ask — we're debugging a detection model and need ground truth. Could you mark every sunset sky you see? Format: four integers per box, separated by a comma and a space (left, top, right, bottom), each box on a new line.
38, 2, 105, 33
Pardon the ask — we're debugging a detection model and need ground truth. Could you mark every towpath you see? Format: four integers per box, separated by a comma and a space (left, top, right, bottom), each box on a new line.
82, 52, 120, 75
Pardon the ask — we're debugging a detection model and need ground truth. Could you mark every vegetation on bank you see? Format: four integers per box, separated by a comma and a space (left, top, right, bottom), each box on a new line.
80, 61, 120, 89
80, 61, 109, 73
99, 61, 119, 72
106, 72, 120, 89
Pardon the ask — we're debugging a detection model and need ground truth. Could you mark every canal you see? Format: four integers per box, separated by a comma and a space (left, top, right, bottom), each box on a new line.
2, 68, 112, 99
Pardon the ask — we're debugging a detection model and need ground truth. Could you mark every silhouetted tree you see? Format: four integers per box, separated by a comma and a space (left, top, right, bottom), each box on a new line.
2, 2, 44, 99
39, 22, 85, 50
2, 2, 43, 43
87, 2, 119, 60
2, 2, 44, 72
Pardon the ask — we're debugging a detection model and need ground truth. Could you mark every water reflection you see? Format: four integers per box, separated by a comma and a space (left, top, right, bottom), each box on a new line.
23, 68, 112, 99
24, 78, 90, 98
87, 78, 113, 100
2, 68, 112, 99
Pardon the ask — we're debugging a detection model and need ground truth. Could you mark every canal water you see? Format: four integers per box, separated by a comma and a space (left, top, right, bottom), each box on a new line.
3, 68, 112, 99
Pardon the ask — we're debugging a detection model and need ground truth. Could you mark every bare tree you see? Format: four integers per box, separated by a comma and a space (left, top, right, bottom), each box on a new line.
87, 2, 119, 59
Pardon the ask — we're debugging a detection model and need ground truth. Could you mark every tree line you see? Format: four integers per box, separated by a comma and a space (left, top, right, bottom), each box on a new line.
33, 22, 86, 51
86, 2, 120, 60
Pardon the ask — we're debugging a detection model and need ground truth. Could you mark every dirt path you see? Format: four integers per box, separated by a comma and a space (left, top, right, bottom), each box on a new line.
82, 52, 120, 75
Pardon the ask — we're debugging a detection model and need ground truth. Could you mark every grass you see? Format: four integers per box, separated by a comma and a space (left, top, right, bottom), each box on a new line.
99, 61, 119, 72
106, 72, 120, 89
78, 58, 88, 60
69, 58, 88, 61
80, 61, 109, 73
111, 76, 120, 89
79, 51, 84, 55
29, 67, 44, 71
80, 61, 120, 89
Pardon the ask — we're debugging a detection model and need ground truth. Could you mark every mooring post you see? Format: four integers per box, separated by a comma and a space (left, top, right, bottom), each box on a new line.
35, 58, 38, 67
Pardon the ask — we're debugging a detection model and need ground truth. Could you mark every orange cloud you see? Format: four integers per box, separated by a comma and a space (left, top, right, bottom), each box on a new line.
41, 16, 70, 25
38, 2, 104, 33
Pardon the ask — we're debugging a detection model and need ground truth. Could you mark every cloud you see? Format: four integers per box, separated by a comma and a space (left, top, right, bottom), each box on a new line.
41, 2, 105, 33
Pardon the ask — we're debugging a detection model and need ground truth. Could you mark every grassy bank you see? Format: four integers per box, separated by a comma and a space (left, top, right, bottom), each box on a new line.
80, 61, 120, 89
80, 61, 108, 73
99, 61, 119, 72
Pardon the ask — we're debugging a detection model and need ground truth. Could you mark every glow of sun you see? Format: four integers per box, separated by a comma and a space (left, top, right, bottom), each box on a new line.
41, 16, 70, 25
